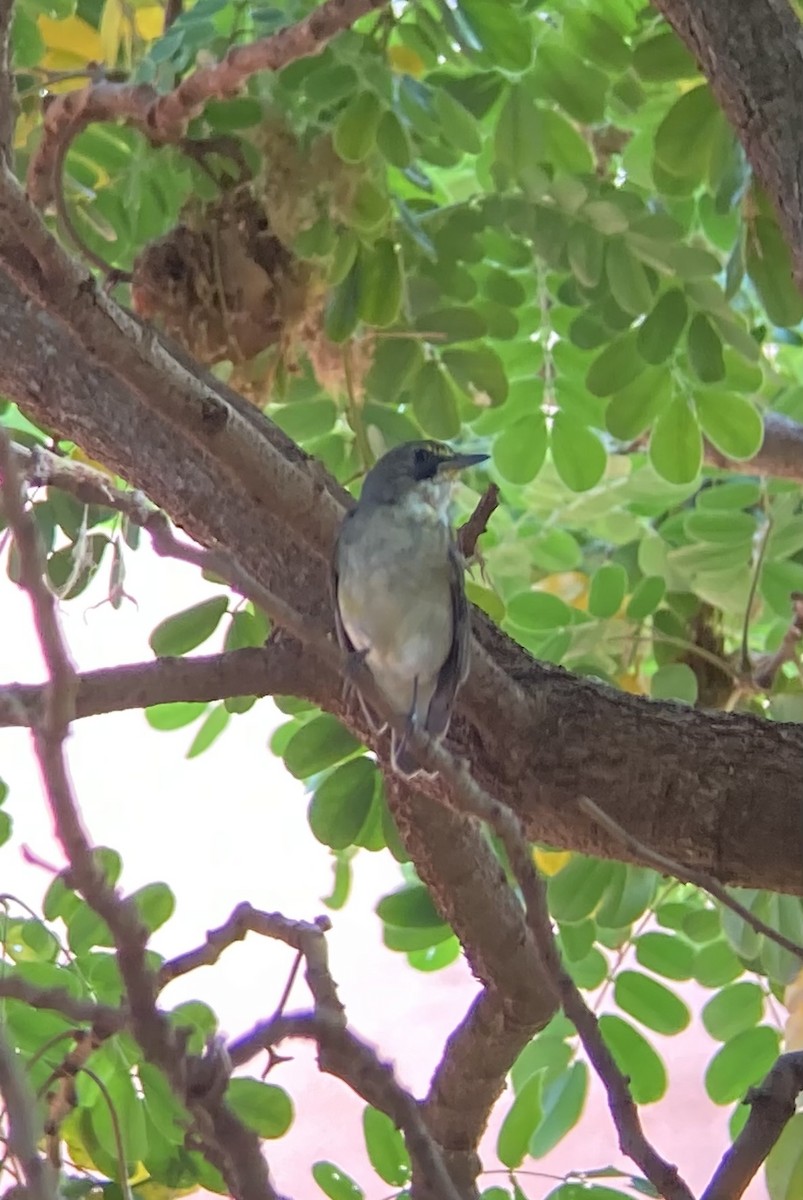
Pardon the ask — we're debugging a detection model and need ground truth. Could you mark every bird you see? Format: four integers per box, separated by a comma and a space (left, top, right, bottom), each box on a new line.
332, 439, 489, 777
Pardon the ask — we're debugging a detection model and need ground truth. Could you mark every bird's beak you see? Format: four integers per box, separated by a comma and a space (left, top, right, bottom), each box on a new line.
438, 452, 489, 476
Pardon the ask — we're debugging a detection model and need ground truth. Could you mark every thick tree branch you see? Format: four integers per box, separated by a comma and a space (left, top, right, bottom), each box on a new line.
652, 0, 803, 287
0, 0, 14, 167
701, 1051, 803, 1200
27, 0, 388, 209
0, 208, 801, 894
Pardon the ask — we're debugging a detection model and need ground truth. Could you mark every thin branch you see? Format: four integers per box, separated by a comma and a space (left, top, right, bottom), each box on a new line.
229, 1011, 463, 1200
0, 646, 300, 728
0, 977, 124, 1032
457, 483, 500, 560
27, 0, 389, 208
579, 795, 803, 963
0, 1028, 56, 1200
701, 1051, 803, 1200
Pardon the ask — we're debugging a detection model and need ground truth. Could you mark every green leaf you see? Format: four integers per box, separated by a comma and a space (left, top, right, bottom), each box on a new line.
696, 392, 763, 460
634, 31, 699, 82
415, 307, 487, 343
746, 216, 803, 327
567, 222, 604, 289
528, 1062, 588, 1157
312, 1162, 364, 1200
443, 345, 508, 406
412, 362, 461, 439
586, 332, 646, 398
766, 1113, 803, 1200
325, 257, 361, 343
493, 414, 548, 484
362, 1107, 410, 1186
497, 1070, 543, 1168
309, 759, 377, 850
701, 982, 764, 1042
534, 41, 607, 124
654, 84, 720, 181
333, 91, 383, 163
614, 970, 690, 1035
684, 509, 756, 544
456, 0, 534, 72
650, 663, 698, 705
507, 591, 573, 630
704, 1026, 780, 1104
548, 857, 615, 923
357, 239, 403, 328
605, 238, 654, 316
130, 882, 175, 934
634, 932, 693, 981
273, 399, 337, 444
687, 312, 725, 383
636, 288, 688, 365
145, 701, 208, 731
596, 865, 658, 928
282, 715, 362, 779
434, 88, 482, 155
226, 1079, 293, 1138
551, 416, 606, 492
149, 596, 229, 657
605, 370, 671, 440
377, 884, 443, 928
649, 395, 702, 485
187, 704, 230, 757
376, 109, 413, 168
563, 10, 630, 71
598, 1015, 667, 1104
626, 577, 666, 621
694, 939, 743, 987
588, 563, 627, 619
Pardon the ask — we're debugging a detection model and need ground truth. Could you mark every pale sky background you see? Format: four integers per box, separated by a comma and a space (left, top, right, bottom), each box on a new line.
0, 534, 767, 1198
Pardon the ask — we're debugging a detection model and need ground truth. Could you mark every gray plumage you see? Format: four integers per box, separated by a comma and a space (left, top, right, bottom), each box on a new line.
332, 440, 486, 777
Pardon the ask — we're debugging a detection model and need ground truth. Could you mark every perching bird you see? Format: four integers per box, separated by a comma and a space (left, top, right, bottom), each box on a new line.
332, 440, 488, 777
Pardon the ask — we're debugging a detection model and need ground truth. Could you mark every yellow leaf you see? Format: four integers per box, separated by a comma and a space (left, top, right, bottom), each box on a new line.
100, 0, 124, 67
38, 14, 103, 60
69, 446, 118, 478
617, 670, 646, 696
387, 44, 425, 78
538, 570, 589, 611
135, 6, 164, 40
533, 848, 572, 876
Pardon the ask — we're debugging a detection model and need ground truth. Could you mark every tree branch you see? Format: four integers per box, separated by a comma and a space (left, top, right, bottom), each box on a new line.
27, 0, 388, 209
701, 1051, 803, 1200
705, 411, 803, 487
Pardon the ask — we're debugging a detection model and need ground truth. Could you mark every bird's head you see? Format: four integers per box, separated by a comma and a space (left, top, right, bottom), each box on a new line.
359, 441, 488, 514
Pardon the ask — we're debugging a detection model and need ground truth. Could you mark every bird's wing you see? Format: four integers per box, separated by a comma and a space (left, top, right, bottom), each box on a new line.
426, 539, 471, 740
331, 512, 356, 655
331, 510, 387, 734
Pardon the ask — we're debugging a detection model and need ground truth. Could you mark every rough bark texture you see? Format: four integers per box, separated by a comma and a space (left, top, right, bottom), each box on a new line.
0, 218, 801, 894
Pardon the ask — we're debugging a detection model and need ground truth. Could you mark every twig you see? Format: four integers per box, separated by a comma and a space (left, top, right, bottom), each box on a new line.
579, 795, 803, 963
229, 1011, 463, 1200
701, 1051, 803, 1200
27, 0, 389, 208
0, 1028, 56, 1200
457, 483, 499, 560
0, 976, 124, 1031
